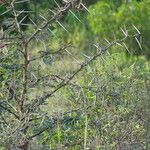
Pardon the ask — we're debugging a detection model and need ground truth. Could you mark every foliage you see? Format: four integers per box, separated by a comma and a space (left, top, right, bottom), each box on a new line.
87, 1, 115, 38
37, 52, 150, 149
87, 0, 150, 57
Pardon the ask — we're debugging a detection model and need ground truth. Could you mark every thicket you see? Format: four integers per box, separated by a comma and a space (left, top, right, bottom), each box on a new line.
0, 0, 149, 150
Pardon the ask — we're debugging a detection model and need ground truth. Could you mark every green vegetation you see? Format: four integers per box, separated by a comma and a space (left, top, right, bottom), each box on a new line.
87, 0, 150, 57
0, 0, 149, 149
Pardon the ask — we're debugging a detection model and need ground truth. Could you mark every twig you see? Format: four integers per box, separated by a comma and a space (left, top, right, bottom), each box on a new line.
0, 103, 19, 119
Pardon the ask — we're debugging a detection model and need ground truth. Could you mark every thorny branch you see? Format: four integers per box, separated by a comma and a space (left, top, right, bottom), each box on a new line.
28, 31, 141, 112
26, 0, 82, 45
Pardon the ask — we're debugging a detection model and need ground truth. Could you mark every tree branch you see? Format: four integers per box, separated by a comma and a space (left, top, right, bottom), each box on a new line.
27, 32, 140, 112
